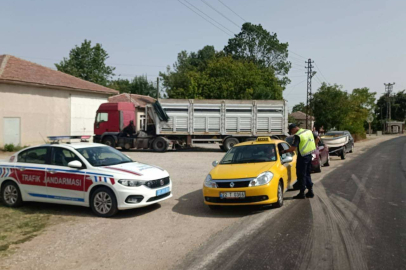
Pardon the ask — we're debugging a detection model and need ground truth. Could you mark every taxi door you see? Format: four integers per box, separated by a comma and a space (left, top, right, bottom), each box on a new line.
45, 147, 86, 204
15, 147, 50, 201
279, 142, 297, 189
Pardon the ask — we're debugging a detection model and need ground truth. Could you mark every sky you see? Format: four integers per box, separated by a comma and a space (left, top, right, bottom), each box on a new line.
2, 0, 406, 110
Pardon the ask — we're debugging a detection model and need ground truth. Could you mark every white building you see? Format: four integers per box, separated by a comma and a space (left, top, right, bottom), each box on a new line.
0, 55, 118, 147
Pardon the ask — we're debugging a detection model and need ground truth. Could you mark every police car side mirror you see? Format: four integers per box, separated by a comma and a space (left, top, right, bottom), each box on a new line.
68, 160, 83, 169
212, 161, 219, 167
281, 156, 293, 164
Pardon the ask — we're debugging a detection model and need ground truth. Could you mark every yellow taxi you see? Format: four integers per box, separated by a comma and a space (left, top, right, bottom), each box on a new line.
203, 137, 297, 209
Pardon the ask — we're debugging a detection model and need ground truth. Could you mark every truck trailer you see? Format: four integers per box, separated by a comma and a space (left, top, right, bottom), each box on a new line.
93, 99, 288, 152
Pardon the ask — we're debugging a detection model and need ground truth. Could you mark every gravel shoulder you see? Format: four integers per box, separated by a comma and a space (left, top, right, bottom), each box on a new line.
0, 135, 402, 270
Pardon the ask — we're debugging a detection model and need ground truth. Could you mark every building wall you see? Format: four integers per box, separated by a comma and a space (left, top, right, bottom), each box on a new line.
0, 83, 108, 147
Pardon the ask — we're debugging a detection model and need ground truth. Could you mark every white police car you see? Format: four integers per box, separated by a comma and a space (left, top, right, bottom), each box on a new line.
0, 137, 172, 217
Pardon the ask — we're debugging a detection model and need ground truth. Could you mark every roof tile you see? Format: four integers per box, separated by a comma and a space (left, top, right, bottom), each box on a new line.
0, 54, 118, 95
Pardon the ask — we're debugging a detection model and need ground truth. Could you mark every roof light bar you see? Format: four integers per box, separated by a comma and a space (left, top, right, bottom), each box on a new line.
47, 135, 91, 144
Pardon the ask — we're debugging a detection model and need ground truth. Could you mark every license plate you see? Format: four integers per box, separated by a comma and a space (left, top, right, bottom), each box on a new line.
220, 192, 245, 199
156, 187, 170, 196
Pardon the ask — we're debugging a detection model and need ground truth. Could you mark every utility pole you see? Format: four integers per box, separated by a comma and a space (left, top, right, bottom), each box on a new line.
156, 77, 160, 100
384, 82, 395, 121
305, 59, 316, 129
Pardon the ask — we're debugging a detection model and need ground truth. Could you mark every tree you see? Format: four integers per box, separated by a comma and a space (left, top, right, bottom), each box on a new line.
108, 76, 158, 98
55, 40, 115, 86
161, 47, 283, 100
342, 87, 376, 134
224, 23, 291, 86
312, 83, 350, 131
292, 102, 306, 113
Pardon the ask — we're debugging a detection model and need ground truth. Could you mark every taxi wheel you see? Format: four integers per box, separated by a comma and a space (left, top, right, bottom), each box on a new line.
90, 187, 118, 217
324, 155, 330, 166
1, 181, 23, 207
273, 181, 284, 208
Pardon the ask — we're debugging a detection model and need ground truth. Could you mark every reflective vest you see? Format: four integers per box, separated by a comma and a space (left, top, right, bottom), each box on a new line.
296, 128, 316, 156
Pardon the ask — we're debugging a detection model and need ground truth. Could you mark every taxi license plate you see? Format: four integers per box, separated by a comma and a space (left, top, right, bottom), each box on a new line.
220, 192, 245, 199
156, 187, 170, 196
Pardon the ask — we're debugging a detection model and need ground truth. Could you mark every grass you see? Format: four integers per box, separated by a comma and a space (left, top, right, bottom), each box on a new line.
0, 205, 51, 256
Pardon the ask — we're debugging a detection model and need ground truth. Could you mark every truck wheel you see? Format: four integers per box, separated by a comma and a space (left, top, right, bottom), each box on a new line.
152, 137, 168, 152
102, 136, 116, 148
123, 142, 132, 151
223, 137, 239, 151
341, 147, 346, 160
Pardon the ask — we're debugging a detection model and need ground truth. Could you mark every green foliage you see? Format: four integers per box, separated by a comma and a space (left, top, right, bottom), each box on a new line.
292, 102, 306, 113
312, 83, 350, 131
341, 88, 376, 134
108, 76, 159, 98
376, 90, 406, 122
312, 84, 376, 135
224, 23, 291, 86
55, 40, 115, 86
161, 47, 283, 100
2, 144, 28, 152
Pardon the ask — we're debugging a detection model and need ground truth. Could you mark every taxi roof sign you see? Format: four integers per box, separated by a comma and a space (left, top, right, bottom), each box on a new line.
256, 137, 272, 142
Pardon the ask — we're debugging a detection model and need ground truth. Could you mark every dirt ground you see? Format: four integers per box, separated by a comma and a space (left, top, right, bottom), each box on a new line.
0, 135, 402, 270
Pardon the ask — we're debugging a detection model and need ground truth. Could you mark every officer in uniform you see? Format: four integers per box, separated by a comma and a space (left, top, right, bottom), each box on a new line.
281, 124, 317, 199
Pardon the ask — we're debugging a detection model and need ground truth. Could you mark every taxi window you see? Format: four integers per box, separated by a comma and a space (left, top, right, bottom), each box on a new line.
18, 147, 48, 164
220, 144, 277, 164
51, 147, 82, 167
279, 142, 294, 157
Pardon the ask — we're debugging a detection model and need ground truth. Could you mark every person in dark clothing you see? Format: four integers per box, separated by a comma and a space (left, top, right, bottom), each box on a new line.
122, 121, 136, 137
281, 124, 317, 199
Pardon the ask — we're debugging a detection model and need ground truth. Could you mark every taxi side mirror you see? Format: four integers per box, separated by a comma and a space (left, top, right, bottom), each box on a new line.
68, 160, 83, 169
281, 156, 293, 164
212, 161, 219, 167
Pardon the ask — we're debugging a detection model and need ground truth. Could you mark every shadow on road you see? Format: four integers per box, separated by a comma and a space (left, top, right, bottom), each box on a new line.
12, 201, 161, 219
121, 146, 223, 153
172, 189, 268, 218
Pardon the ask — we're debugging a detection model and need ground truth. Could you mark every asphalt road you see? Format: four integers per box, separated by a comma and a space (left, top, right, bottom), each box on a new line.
176, 136, 406, 270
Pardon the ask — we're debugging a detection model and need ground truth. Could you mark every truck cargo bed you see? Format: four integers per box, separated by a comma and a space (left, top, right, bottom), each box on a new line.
150, 99, 288, 137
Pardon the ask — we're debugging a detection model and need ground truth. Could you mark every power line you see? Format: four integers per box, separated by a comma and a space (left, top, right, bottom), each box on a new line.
201, 0, 241, 28
314, 62, 328, 83
284, 79, 307, 97
218, 0, 246, 22
18, 56, 167, 68
178, 0, 233, 36
181, 0, 235, 36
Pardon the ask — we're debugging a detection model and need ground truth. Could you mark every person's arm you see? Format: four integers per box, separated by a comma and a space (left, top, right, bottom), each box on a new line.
282, 146, 297, 154
281, 135, 299, 154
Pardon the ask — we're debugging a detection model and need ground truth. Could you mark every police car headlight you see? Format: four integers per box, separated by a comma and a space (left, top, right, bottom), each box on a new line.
118, 179, 146, 187
249, 172, 274, 187
204, 174, 218, 188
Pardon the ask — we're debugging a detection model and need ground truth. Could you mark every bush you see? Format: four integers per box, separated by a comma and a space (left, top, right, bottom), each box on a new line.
2, 144, 29, 152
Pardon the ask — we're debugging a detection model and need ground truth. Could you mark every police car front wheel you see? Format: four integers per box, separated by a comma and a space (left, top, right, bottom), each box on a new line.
91, 187, 118, 217
1, 181, 23, 207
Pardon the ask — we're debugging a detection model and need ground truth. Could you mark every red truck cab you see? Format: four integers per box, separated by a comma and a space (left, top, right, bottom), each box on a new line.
94, 102, 136, 144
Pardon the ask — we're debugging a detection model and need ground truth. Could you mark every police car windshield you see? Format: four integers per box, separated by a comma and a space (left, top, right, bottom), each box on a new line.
220, 144, 277, 164
77, 146, 133, 167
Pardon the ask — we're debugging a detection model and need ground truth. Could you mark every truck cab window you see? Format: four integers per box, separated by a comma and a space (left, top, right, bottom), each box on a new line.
97, 113, 108, 123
